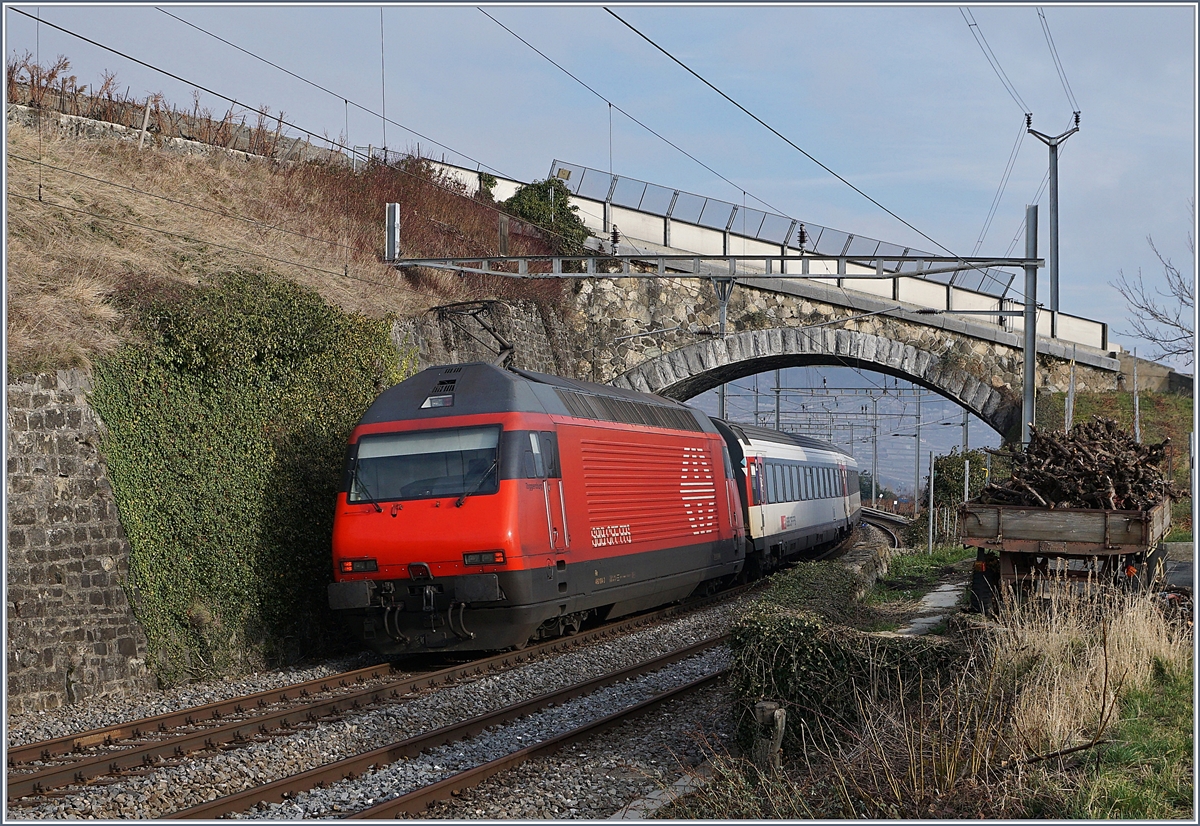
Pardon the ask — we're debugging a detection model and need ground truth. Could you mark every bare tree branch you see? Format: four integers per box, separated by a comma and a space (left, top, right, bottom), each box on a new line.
1110, 200, 1195, 368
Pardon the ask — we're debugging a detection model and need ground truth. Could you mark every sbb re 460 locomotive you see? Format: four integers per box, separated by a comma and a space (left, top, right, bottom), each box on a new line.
328, 363, 859, 656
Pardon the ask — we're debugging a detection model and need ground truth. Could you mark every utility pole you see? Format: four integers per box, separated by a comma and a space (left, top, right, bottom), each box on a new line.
1066, 344, 1077, 432
927, 451, 935, 554
754, 373, 760, 427
871, 397, 878, 507
714, 277, 735, 420
1133, 347, 1141, 443
961, 407, 969, 453
913, 390, 922, 518
1022, 204, 1039, 446
774, 369, 782, 431
1028, 113, 1079, 338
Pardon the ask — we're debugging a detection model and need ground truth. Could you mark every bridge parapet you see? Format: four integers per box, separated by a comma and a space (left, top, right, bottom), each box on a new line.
429, 159, 1114, 357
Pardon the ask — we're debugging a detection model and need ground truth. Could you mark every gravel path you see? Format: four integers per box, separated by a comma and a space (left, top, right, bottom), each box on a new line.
7, 600, 742, 820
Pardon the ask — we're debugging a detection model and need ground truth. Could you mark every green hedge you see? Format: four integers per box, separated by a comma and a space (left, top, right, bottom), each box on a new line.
728, 563, 963, 749
91, 271, 413, 685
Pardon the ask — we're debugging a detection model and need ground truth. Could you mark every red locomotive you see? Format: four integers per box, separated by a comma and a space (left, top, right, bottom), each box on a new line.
328, 363, 747, 655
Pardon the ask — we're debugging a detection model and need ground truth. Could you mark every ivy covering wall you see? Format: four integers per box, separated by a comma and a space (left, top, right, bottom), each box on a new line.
91, 271, 413, 685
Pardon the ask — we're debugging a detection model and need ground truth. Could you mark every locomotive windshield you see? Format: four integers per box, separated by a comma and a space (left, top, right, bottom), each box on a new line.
350, 426, 500, 502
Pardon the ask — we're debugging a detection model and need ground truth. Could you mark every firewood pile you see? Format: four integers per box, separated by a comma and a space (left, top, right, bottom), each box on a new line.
977, 417, 1177, 510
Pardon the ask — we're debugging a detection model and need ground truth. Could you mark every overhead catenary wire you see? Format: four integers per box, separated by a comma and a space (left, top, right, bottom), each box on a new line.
603, 7, 1002, 288
6, 16, 719, 324
480, 8, 793, 219
1001, 113, 1076, 259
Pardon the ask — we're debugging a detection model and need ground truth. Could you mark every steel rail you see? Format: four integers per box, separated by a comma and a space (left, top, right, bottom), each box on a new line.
5, 661, 402, 768
8, 585, 750, 802
862, 516, 901, 549
346, 669, 725, 819
166, 636, 727, 819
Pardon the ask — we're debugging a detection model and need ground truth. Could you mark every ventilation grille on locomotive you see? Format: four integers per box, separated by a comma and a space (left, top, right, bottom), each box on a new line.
554, 389, 703, 432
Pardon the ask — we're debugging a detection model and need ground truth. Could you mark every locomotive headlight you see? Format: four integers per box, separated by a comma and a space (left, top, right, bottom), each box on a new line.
339, 558, 378, 573
463, 551, 506, 566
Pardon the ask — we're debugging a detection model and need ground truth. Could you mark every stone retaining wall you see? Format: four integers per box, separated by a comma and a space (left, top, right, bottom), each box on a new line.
6, 370, 155, 713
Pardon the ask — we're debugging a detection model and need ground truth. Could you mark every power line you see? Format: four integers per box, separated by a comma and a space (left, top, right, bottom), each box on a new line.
9, 8, 598, 256
959, 7, 1031, 115
972, 116, 1028, 256
154, 7, 508, 178
1037, 7, 1080, 112
604, 8, 978, 273
480, 8, 792, 219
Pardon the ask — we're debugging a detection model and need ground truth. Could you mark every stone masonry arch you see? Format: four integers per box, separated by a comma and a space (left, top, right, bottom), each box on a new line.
576, 276, 1121, 440
611, 327, 1020, 435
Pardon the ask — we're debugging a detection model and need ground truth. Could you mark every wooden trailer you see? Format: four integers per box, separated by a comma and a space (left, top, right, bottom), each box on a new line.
960, 499, 1171, 611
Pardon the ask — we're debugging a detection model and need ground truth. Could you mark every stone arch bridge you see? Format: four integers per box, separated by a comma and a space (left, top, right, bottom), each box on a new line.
570, 274, 1120, 439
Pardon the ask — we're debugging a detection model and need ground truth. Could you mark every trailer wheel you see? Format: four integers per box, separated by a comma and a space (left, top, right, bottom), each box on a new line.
1121, 543, 1169, 592
969, 549, 1001, 615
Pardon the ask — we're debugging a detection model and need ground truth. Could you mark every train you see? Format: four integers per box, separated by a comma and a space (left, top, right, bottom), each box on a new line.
327, 362, 861, 656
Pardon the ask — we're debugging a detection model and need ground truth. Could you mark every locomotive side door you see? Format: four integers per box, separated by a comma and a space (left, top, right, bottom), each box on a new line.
537, 431, 569, 552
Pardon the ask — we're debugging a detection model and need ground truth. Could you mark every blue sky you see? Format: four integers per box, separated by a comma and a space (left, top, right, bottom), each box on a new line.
4, 2, 1196, 487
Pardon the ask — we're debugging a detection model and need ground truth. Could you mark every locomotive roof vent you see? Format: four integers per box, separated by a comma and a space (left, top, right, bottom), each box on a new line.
553, 388, 703, 432
441, 366, 463, 375
431, 379, 458, 394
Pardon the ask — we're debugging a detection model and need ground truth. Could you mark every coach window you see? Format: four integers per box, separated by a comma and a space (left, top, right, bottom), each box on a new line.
821, 467, 829, 498
764, 463, 776, 504
791, 466, 800, 501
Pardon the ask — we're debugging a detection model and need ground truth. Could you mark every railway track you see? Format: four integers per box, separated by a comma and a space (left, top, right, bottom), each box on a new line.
6, 585, 751, 808
170, 637, 727, 819
861, 506, 907, 549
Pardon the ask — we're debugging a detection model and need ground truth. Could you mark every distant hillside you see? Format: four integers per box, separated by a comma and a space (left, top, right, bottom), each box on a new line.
5, 108, 559, 374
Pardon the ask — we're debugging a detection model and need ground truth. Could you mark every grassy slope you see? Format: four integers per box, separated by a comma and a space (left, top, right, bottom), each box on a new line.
5, 119, 560, 374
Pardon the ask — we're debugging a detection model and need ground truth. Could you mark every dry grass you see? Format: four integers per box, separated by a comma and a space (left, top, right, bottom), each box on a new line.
663, 584, 1192, 819
5, 114, 562, 373
992, 583, 1192, 755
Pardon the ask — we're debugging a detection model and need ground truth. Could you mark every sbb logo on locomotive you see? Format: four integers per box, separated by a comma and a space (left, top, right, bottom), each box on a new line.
591, 524, 633, 547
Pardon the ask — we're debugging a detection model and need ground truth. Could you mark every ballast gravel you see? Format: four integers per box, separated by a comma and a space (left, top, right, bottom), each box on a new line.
6, 600, 743, 820
4, 651, 383, 749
